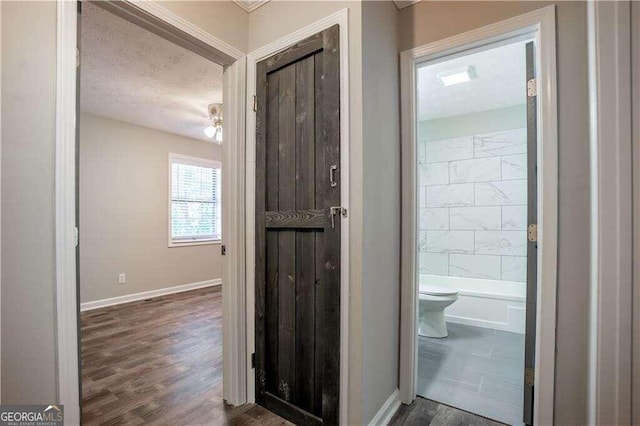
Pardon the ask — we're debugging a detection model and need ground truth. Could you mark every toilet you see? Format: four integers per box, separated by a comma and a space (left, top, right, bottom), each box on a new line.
418, 285, 459, 338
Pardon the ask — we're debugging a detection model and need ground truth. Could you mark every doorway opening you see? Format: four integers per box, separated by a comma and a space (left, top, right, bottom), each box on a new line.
414, 37, 535, 425
76, 3, 242, 424
55, 1, 248, 421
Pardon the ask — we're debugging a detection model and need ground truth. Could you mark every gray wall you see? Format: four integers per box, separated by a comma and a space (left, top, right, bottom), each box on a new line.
162, 0, 249, 53
399, 2, 591, 423
1, 1, 58, 403
633, 3, 640, 423
0, 0, 248, 405
552, 5, 590, 422
79, 113, 222, 304
361, 1, 400, 423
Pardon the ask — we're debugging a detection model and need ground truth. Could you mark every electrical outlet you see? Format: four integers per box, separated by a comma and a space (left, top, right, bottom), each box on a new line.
118, 273, 126, 284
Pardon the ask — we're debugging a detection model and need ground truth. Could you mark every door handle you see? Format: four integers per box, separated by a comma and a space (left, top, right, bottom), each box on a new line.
329, 165, 338, 187
330, 206, 347, 229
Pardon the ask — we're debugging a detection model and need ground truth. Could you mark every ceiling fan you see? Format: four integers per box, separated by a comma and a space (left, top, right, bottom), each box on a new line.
204, 103, 223, 144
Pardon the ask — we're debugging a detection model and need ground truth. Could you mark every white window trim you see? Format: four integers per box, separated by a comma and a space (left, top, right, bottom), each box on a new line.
168, 153, 222, 247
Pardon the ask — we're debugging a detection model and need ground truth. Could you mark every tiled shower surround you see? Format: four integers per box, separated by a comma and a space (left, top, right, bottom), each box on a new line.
418, 128, 528, 282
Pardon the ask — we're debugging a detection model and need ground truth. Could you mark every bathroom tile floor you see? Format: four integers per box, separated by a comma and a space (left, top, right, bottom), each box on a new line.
417, 322, 525, 425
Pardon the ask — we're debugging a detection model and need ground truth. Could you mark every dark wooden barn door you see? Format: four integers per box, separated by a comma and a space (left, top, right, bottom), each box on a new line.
523, 40, 538, 426
254, 25, 341, 425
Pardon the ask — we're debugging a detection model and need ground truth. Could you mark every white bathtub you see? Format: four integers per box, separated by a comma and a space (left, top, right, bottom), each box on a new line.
420, 274, 526, 334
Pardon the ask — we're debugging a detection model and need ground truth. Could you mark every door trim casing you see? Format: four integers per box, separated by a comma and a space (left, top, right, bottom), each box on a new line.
398, 6, 558, 425
55, 3, 79, 424
54, 1, 246, 423
245, 9, 350, 425
587, 1, 633, 424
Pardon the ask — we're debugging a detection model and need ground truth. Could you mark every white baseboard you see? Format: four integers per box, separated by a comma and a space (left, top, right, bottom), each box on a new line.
368, 388, 401, 426
80, 278, 222, 311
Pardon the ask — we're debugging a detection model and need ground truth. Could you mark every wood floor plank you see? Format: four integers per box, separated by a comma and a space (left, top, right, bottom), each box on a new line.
81, 286, 291, 425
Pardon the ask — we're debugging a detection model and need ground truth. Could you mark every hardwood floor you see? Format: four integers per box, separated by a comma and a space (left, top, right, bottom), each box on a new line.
80, 287, 504, 425
81, 286, 290, 425
390, 397, 506, 426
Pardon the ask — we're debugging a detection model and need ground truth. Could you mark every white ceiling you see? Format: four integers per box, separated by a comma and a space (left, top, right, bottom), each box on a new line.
417, 39, 532, 121
80, 2, 223, 142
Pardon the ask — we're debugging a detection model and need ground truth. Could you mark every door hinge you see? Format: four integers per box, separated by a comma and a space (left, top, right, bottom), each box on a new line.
525, 367, 535, 386
527, 78, 537, 97
251, 352, 256, 369
253, 95, 257, 112
527, 224, 538, 242
74, 227, 79, 247
76, 48, 80, 68
221, 245, 226, 256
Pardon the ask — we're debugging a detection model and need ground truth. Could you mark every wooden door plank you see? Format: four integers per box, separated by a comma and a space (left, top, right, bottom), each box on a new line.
265, 70, 280, 395
277, 64, 297, 403
254, 60, 268, 400
263, 35, 323, 75
264, 209, 324, 229
318, 25, 341, 425
312, 50, 326, 417
294, 55, 317, 413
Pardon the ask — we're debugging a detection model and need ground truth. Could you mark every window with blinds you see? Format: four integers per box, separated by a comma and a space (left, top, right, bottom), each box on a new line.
169, 154, 221, 245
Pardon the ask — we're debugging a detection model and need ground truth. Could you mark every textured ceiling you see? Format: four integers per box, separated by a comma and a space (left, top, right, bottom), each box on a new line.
417, 39, 532, 121
80, 2, 223, 142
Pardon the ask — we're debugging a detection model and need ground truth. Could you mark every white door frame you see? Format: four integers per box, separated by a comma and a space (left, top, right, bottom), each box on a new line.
587, 1, 633, 424
55, 1, 246, 423
244, 9, 350, 425
398, 6, 558, 425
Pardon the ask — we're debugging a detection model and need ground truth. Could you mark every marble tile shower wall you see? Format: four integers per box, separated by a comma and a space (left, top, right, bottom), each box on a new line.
417, 128, 528, 283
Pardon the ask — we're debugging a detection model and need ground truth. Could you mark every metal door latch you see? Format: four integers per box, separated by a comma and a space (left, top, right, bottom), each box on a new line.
330, 206, 347, 229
